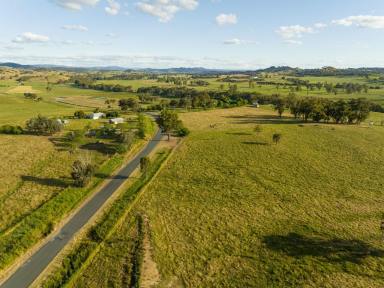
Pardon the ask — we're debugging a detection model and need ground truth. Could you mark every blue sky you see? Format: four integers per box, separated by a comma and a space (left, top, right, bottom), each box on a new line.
1, 0, 384, 68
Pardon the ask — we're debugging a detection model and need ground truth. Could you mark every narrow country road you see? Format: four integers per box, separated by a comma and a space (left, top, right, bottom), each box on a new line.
0, 129, 163, 288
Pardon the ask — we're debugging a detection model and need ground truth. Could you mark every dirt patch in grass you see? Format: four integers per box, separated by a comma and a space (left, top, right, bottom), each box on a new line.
141, 216, 160, 288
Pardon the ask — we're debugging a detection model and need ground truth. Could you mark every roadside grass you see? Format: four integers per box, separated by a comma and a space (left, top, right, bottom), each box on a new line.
133, 106, 384, 287
41, 149, 171, 288
0, 112, 154, 273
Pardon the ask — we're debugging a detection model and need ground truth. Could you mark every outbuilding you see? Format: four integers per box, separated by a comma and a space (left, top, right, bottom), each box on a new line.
89, 112, 105, 120
109, 117, 125, 124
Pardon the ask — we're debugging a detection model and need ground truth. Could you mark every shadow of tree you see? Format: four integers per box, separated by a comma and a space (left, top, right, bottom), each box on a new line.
224, 114, 303, 125
263, 233, 384, 264
94, 173, 128, 180
21, 175, 69, 188
242, 141, 269, 146
226, 132, 253, 136
49, 136, 72, 152
80, 142, 116, 155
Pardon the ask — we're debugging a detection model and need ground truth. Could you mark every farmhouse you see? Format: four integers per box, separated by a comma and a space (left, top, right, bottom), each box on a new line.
88, 112, 105, 120
109, 117, 125, 124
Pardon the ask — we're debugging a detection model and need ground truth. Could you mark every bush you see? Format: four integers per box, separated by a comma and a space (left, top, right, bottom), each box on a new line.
0, 125, 23, 135
74, 110, 86, 119
272, 133, 282, 145
26, 115, 62, 135
71, 157, 95, 187
176, 126, 190, 137
106, 111, 119, 118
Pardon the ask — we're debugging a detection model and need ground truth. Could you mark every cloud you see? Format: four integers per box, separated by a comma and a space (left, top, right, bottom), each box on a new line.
106, 32, 117, 37
332, 15, 384, 29
62, 24, 88, 31
223, 38, 255, 45
276, 25, 313, 40
105, 0, 120, 15
216, 13, 237, 26
284, 39, 302, 45
53, 0, 100, 10
136, 0, 198, 22
13, 32, 50, 43
314, 22, 327, 29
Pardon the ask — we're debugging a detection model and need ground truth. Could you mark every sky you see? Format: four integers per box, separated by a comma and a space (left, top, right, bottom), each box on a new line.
1, 0, 384, 69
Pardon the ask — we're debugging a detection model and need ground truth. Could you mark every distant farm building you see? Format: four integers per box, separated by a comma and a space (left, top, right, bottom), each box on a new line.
109, 118, 125, 125
88, 112, 105, 120
252, 101, 260, 108
56, 119, 69, 125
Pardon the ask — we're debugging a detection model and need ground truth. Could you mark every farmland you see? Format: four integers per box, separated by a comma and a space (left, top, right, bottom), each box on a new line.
1, 66, 384, 287
131, 107, 384, 287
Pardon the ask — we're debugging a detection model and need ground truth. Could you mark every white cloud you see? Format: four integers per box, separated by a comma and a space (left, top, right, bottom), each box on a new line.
276, 25, 313, 39
332, 15, 384, 29
284, 39, 302, 45
216, 13, 237, 26
223, 38, 255, 45
13, 32, 50, 43
62, 24, 89, 31
53, 0, 100, 10
105, 0, 120, 15
314, 22, 327, 29
136, 0, 198, 22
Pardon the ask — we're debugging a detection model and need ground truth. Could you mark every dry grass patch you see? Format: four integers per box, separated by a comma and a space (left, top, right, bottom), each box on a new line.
136, 107, 384, 287
7, 86, 40, 94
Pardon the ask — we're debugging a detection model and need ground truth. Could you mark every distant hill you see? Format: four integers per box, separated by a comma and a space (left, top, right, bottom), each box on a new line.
1, 62, 384, 76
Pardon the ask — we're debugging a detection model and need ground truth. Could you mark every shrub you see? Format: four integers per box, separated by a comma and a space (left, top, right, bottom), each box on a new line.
272, 133, 282, 145
106, 111, 119, 118
74, 110, 86, 119
176, 127, 190, 137
0, 125, 23, 135
71, 156, 95, 187
26, 115, 62, 136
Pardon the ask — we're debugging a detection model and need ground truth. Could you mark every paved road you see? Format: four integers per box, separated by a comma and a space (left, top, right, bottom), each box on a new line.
0, 129, 163, 288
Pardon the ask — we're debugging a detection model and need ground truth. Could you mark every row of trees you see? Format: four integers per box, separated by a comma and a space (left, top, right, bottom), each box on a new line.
274, 96, 371, 124
73, 78, 133, 92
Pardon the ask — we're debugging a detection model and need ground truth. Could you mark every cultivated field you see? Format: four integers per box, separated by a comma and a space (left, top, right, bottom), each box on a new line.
131, 106, 384, 287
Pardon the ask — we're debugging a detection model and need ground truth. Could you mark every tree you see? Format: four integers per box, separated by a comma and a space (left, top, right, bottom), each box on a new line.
254, 125, 263, 134
272, 133, 282, 145
140, 157, 150, 177
274, 98, 286, 118
118, 98, 139, 111
156, 109, 180, 141
71, 156, 94, 187
26, 115, 62, 135
74, 110, 86, 119
118, 130, 135, 151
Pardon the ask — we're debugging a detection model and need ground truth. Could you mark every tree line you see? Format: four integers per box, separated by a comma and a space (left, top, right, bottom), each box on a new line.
274, 96, 371, 124
73, 78, 133, 92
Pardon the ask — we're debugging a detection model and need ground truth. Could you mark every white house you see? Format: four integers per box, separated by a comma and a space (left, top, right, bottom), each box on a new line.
89, 112, 105, 120
109, 117, 125, 125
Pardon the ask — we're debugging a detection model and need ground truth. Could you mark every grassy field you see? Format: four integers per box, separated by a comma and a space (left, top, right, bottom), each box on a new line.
96, 75, 384, 106
126, 106, 384, 287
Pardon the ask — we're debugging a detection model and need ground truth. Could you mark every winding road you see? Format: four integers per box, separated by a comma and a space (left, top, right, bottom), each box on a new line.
0, 129, 163, 288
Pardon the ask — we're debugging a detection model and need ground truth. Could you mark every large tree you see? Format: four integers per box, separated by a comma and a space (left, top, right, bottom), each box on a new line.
156, 109, 180, 141
26, 115, 62, 136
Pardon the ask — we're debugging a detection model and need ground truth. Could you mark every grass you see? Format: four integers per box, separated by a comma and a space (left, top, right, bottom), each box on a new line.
41, 149, 171, 288
130, 106, 384, 287
0, 107, 153, 273
96, 76, 384, 106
